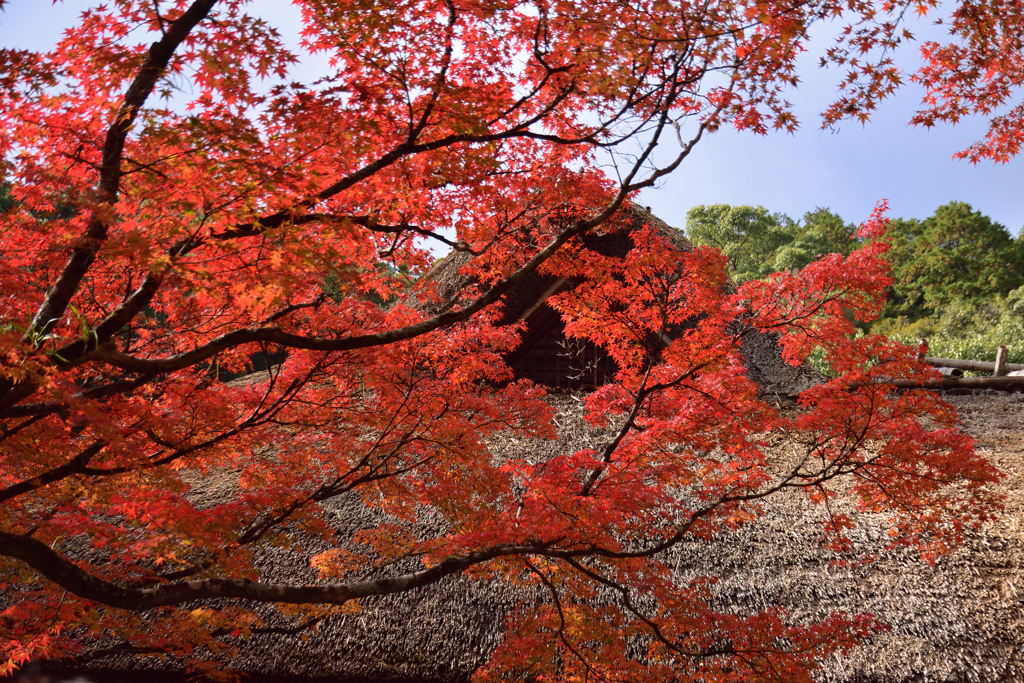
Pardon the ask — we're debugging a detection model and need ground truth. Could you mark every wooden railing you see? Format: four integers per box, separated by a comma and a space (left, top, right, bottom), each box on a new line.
924, 350, 1024, 377
884, 344, 1024, 390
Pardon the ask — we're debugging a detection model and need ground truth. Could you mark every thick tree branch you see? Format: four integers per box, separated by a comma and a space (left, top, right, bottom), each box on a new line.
25, 0, 219, 342
3, 374, 157, 419
0, 441, 105, 504
0, 530, 551, 610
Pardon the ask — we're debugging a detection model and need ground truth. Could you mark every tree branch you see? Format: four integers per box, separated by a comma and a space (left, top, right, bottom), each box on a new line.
0, 531, 552, 611
24, 0, 219, 343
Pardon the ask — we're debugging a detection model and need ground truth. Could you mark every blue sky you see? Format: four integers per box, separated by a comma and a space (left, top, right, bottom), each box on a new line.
3, 1, 1022, 236
640, 19, 1024, 236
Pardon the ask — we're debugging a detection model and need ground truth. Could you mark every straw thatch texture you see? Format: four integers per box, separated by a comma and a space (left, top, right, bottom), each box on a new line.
33, 390, 1024, 683
665, 390, 1024, 683
23, 205, 1022, 682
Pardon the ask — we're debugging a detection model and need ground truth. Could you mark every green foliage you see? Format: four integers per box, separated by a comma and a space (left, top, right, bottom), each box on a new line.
883, 202, 1024, 319
686, 200, 1023, 369
686, 204, 862, 283
774, 207, 859, 272
685, 204, 796, 282
0, 183, 15, 214
880, 217, 926, 318
872, 286, 1024, 365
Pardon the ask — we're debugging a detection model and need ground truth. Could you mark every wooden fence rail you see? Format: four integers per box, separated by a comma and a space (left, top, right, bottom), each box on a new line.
924, 356, 1024, 374
882, 375, 1024, 390
903, 345, 1024, 390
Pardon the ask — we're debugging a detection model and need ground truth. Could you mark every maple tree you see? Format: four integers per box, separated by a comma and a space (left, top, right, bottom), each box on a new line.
0, 0, 1012, 680
909, 0, 1024, 163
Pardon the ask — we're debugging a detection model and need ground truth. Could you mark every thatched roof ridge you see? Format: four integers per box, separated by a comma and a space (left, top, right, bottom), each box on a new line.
421, 203, 688, 321
423, 204, 688, 296
422, 202, 822, 395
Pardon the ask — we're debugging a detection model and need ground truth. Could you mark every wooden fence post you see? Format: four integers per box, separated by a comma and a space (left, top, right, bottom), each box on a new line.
994, 345, 1009, 377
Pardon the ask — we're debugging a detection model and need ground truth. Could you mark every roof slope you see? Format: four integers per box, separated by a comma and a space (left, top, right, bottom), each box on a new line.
30, 206, 1024, 683
41, 391, 1024, 683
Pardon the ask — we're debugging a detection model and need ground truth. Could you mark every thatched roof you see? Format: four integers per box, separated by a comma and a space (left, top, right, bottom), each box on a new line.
29, 389, 1024, 683
669, 391, 1024, 683
421, 203, 655, 324
24, 205, 1024, 683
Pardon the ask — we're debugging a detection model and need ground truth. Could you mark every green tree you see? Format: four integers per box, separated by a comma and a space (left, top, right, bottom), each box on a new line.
686, 205, 860, 281
685, 204, 795, 282
773, 207, 858, 272
880, 216, 926, 318
884, 202, 1024, 319
872, 286, 1024, 365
